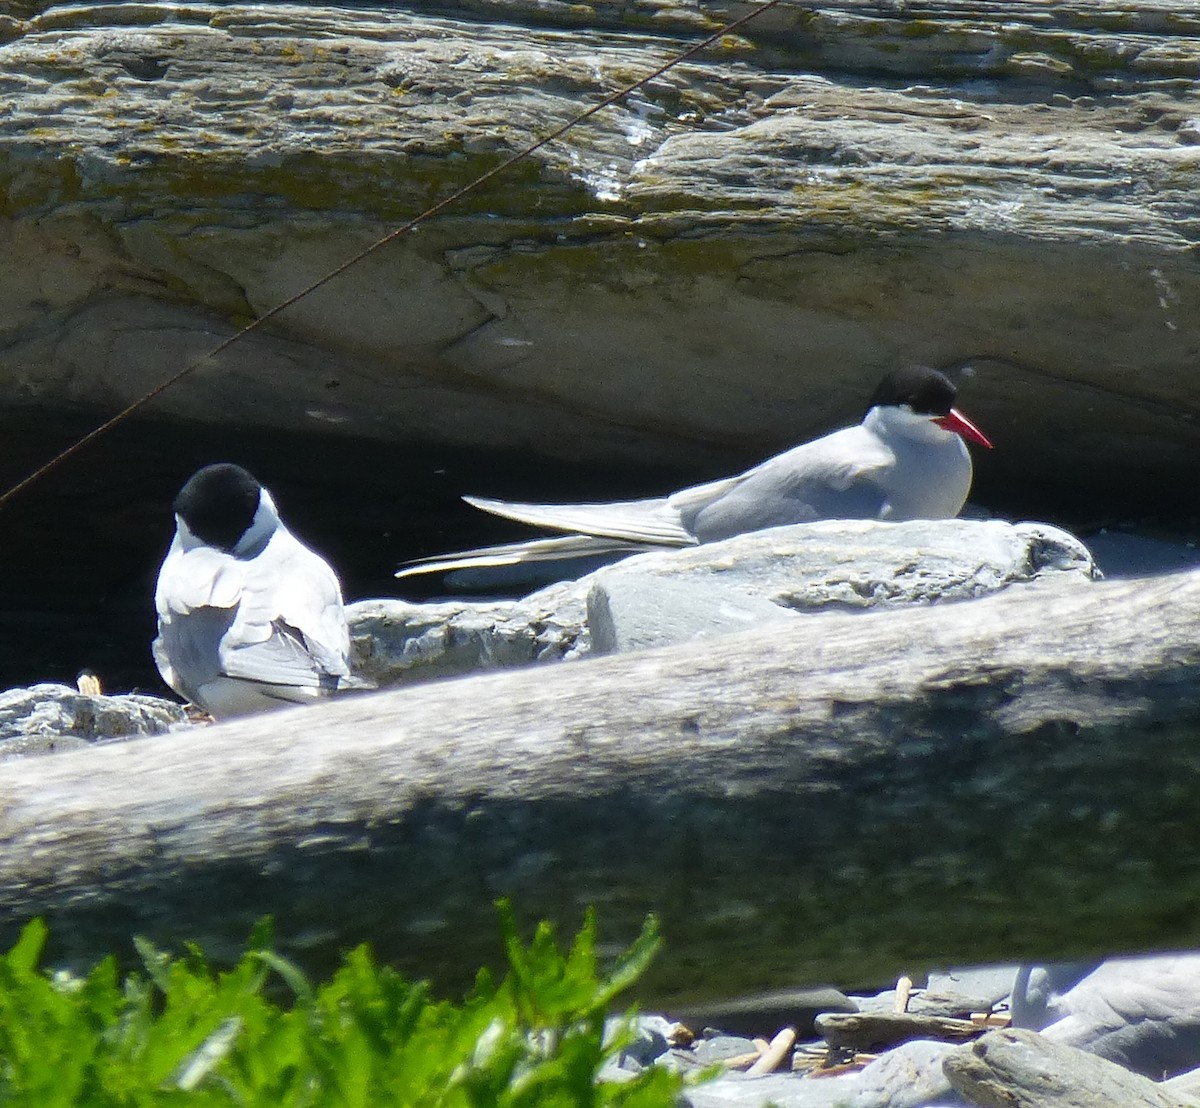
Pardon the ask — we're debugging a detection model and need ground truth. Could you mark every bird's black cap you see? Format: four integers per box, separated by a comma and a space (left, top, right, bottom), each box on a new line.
867, 367, 957, 418
173, 463, 263, 550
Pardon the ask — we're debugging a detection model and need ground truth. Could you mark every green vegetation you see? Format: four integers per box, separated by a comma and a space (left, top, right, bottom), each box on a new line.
0, 905, 689, 1106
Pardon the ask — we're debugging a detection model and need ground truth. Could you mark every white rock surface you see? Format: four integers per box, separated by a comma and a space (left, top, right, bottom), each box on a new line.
356, 519, 1098, 685
588, 519, 1095, 654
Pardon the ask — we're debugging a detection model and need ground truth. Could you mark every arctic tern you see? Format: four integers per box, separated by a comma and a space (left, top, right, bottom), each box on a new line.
153, 463, 351, 718
396, 366, 993, 580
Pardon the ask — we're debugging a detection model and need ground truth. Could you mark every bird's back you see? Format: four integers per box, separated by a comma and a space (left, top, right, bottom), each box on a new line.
674, 424, 894, 541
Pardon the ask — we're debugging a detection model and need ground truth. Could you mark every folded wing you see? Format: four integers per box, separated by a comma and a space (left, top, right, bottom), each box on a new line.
463, 494, 696, 546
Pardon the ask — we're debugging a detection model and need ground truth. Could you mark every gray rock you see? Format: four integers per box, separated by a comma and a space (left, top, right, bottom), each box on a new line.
846, 1039, 965, 1108
599, 1014, 675, 1077
923, 967, 1020, 1013
589, 576, 798, 657
682, 1070, 861, 1108
1012, 956, 1200, 1080
348, 580, 589, 687
943, 1027, 1200, 1107
679, 1051, 968, 1108
689, 1035, 762, 1067
588, 519, 1095, 655
904, 991, 1002, 1020
0, 683, 189, 757
362, 519, 1097, 685
5, 2, 1200, 530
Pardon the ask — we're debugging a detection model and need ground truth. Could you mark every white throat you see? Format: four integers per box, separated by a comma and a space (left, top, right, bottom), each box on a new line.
864, 403, 955, 446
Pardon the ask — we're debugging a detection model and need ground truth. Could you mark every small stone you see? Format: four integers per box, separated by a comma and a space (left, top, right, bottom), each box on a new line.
603, 1013, 674, 1069
691, 1034, 761, 1066
1177, 119, 1200, 145
682, 1069, 861, 1108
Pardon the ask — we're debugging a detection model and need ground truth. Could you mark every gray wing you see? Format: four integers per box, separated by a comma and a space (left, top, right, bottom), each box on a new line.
225, 535, 348, 686
153, 606, 236, 704
675, 427, 892, 542
221, 618, 344, 690
398, 423, 892, 579
154, 528, 348, 704
221, 529, 350, 688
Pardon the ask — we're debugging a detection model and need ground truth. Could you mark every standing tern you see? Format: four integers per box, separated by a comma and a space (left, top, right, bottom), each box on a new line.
396, 367, 993, 580
153, 463, 351, 719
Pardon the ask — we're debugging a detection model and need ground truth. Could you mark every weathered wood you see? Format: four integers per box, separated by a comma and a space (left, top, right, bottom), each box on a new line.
1, 568, 1199, 1002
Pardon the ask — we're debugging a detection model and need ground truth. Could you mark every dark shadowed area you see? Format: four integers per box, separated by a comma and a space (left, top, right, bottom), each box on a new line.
0, 399, 1194, 697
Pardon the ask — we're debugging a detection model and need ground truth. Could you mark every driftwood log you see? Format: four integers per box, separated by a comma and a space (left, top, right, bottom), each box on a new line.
1, 567, 1198, 1003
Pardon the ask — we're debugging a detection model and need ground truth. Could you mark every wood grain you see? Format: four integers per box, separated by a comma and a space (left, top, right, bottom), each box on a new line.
1, 569, 1197, 1002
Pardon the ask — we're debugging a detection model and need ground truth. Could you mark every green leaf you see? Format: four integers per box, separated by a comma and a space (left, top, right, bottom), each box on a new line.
5, 918, 48, 974
252, 950, 313, 1007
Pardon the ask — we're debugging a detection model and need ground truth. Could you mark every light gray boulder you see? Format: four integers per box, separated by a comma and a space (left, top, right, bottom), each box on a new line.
588, 519, 1095, 655
943, 1027, 1200, 1108
599, 1013, 677, 1077
1012, 956, 1200, 1080
679, 1038, 966, 1107
0, 683, 189, 757
589, 575, 797, 656
358, 519, 1097, 685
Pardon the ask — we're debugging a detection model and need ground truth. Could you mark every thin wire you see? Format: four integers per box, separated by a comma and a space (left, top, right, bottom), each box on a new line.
0, 0, 786, 511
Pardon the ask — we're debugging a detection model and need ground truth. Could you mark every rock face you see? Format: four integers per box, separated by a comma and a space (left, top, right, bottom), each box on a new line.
2, 1, 1200, 523
0, 683, 188, 757
352, 518, 1097, 685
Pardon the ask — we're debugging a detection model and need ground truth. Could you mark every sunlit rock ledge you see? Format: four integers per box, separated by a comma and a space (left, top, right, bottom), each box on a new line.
1, 1, 1199, 515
